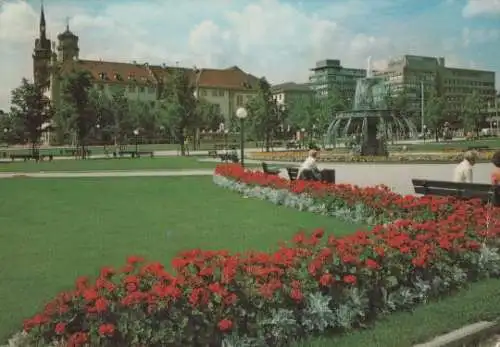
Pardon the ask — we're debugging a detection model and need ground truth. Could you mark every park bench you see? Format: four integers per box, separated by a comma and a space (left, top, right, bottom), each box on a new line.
412, 179, 500, 206
9, 154, 53, 162
286, 141, 300, 149
60, 149, 91, 157
219, 152, 239, 163
262, 162, 280, 175
286, 167, 299, 181
287, 167, 336, 183
208, 144, 224, 158
320, 169, 336, 184
116, 151, 154, 158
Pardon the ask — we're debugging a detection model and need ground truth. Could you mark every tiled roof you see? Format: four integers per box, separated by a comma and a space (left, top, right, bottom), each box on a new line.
197, 66, 260, 90
148, 65, 194, 84
62, 60, 260, 89
271, 82, 312, 93
61, 60, 157, 85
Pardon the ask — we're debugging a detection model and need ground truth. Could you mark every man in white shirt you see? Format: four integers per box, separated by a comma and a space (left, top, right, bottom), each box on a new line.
298, 149, 322, 180
453, 150, 478, 183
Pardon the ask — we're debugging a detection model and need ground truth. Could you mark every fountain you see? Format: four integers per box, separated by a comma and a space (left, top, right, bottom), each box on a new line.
325, 57, 418, 156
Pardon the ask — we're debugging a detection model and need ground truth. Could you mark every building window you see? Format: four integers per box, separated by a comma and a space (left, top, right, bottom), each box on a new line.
212, 90, 218, 97
236, 95, 243, 106
213, 103, 221, 114
201, 90, 207, 96
128, 85, 135, 92
218, 90, 224, 97
139, 86, 145, 93
98, 84, 104, 91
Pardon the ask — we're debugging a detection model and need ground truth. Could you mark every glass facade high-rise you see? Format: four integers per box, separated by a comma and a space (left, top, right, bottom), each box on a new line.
309, 59, 366, 106
374, 55, 496, 124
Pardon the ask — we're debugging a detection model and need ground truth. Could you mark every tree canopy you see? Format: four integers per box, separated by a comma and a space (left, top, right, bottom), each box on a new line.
9, 78, 52, 154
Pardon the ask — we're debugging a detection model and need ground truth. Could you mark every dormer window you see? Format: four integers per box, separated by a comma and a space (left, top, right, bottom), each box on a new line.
114, 73, 122, 81
128, 74, 135, 81
99, 72, 106, 80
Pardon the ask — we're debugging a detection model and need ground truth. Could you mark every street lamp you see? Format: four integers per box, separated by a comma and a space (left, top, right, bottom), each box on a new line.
3, 128, 8, 147
235, 107, 248, 167
133, 129, 139, 155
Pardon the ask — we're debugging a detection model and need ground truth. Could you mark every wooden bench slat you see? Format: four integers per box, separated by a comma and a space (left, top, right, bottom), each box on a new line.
412, 178, 500, 206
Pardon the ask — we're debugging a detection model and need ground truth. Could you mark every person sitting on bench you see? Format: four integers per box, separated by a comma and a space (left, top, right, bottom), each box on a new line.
298, 149, 321, 181
453, 150, 478, 183
490, 151, 500, 185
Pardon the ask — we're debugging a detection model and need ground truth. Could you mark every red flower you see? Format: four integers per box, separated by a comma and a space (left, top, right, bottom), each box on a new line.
54, 322, 66, 335
67, 332, 88, 347
343, 275, 357, 284
365, 259, 379, 269
218, 318, 233, 331
98, 323, 115, 337
126, 255, 145, 265
94, 297, 109, 313
290, 287, 304, 302
319, 273, 333, 286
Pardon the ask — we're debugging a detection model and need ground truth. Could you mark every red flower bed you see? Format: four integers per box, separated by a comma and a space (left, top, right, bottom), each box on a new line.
20, 165, 500, 347
214, 163, 492, 223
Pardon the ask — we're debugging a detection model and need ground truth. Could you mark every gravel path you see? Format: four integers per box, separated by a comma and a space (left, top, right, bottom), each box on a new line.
0, 161, 495, 197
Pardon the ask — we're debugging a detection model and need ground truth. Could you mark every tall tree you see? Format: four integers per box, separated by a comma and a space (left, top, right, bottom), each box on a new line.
287, 88, 345, 147
460, 91, 483, 136
425, 90, 445, 142
159, 69, 197, 155
9, 78, 52, 156
247, 78, 284, 152
196, 99, 224, 132
61, 70, 95, 157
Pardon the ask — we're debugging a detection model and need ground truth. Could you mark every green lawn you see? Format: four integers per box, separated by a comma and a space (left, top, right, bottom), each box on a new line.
300, 278, 500, 347
0, 156, 263, 172
0, 176, 365, 342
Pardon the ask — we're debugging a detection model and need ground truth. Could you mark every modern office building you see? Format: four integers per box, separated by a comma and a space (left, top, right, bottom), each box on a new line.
374, 55, 496, 125
308, 59, 366, 106
32, 5, 260, 128
271, 82, 313, 107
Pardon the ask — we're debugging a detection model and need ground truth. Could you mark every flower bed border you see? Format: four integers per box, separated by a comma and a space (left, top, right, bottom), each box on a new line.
14, 164, 500, 347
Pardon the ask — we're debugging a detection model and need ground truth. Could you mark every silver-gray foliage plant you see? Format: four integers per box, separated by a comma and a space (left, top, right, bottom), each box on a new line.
213, 175, 372, 224
258, 308, 298, 341
301, 292, 337, 333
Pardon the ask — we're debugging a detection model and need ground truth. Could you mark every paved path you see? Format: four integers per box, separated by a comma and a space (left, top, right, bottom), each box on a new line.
0, 160, 495, 197
0, 169, 214, 179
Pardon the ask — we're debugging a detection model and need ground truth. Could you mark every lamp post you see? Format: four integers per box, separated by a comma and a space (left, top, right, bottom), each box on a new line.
301, 128, 306, 149
3, 128, 8, 147
422, 125, 427, 143
133, 129, 139, 156
235, 107, 248, 167
224, 129, 229, 155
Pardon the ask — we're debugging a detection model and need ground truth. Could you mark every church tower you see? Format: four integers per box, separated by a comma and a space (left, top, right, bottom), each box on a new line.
57, 20, 79, 62
32, 2, 52, 89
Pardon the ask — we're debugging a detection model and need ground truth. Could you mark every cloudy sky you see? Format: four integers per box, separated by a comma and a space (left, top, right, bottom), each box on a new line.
0, 0, 499, 110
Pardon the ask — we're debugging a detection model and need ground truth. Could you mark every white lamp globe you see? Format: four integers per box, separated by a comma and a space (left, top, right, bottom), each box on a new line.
236, 107, 248, 119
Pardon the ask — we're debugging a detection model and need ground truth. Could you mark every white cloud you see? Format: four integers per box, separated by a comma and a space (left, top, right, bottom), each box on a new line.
0, 0, 498, 110
462, 27, 500, 47
462, 0, 500, 17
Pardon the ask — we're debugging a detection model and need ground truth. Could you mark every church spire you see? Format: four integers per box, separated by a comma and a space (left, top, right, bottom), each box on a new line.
40, 0, 47, 40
